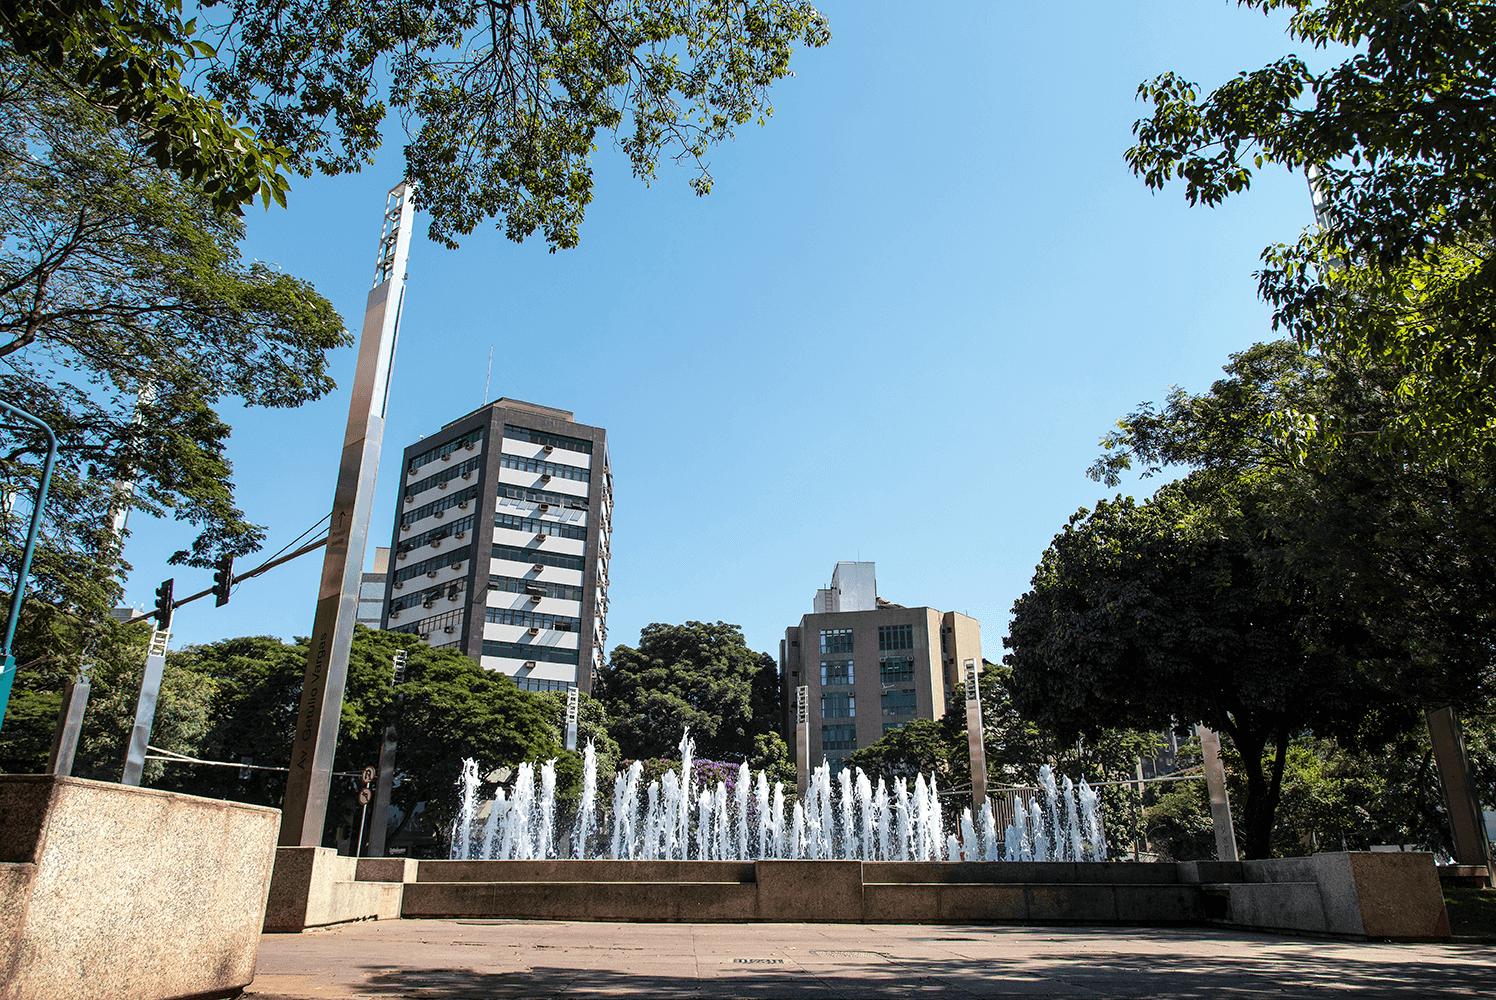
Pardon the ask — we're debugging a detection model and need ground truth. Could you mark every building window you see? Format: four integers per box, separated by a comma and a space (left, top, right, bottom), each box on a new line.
389, 580, 465, 614
498, 483, 588, 509
821, 692, 855, 718
487, 575, 585, 602
481, 640, 579, 665
878, 624, 913, 651
879, 657, 915, 685
485, 607, 581, 631
409, 427, 483, 473
819, 628, 853, 655
822, 724, 857, 751
406, 456, 483, 499
402, 485, 480, 527
504, 424, 593, 455
494, 512, 587, 540
398, 514, 477, 555
393, 544, 472, 584
881, 688, 917, 717
492, 544, 585, 571
513, 677, 578, 693
390, 608, 465, 640
820, 660, 854, 686
500, 453, 590, 482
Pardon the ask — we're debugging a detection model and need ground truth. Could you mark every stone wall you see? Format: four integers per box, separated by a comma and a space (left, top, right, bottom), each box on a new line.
0, 775, 280, 1000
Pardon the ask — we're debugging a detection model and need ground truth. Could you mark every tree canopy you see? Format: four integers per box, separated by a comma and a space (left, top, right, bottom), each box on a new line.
2, 0, 832, 247
1004, 473, 1399, 859
1127, 0, 1496, 460
0, 49, 345, 643
599, 620, 779, 761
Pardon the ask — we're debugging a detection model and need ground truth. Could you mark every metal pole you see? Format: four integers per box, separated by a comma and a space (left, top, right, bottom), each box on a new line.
962, 658, 987, 812
795, 685, 809, 799
1426, 706, 1494, 886
1196, 725, 1239, 862
280, 182, 416, 847
122, 626, 171, 785
0, 398, 58, 730
47, 671, 91, 776
368, 723, 398, 857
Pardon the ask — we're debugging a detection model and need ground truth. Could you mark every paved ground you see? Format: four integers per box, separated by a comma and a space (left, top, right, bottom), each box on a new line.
248, 920, 1496, 998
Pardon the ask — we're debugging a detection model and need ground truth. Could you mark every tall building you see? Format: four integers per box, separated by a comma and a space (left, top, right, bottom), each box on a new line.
781, 562, 980, 770
380, 399, 612, 694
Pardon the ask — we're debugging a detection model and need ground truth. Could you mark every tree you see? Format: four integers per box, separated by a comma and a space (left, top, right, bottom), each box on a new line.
1091, 341, 1496, 713
1127, 0, 1496, 460
150, 627, 560, 847
1004, 475, 1396, 859
600, 621, 777, 761
844, 719, 950, 784
3, 1, 832, 246
0, 50, 344, 634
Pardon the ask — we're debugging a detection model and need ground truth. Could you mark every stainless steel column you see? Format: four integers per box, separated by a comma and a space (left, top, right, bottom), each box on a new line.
963, 658, 987, 811
279, 182, 416, 846
1196, 724, 1239, 862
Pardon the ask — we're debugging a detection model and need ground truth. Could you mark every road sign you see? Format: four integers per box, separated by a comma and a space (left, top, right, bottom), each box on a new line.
358, 787, 372, 805
361, 765, 376, 783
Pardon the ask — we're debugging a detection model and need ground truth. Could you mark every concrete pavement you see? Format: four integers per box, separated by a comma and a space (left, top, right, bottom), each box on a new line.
248, 919, 1496, 998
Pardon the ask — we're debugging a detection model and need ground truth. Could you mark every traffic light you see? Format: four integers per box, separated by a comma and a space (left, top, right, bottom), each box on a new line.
153, 578, 174, 630
392, 648, 407, 686
212, 554, 234, 607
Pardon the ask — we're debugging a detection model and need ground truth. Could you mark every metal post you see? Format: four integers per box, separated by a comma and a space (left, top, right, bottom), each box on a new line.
1196, 725, 1239, 862
47, 672, 91, 776
963, 658, 987, 812
280, 182, 416, 847
0, 398, 57, 730
795, 685, 809, 799
564, 687, 579, 752
368, 723, 398, 857
122, 627, 170, 785
1426, 706, 1494, 886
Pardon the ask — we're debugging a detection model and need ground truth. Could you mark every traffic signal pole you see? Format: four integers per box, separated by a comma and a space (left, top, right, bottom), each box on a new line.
279, 182, 416, 847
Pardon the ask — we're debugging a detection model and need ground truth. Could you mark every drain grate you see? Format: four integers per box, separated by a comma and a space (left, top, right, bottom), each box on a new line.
733, 958, 785, 964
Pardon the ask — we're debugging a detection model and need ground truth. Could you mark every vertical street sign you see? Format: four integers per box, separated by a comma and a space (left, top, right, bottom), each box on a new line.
795, 684, 809, 799
368, 723, 399, 857
1196, 724, 1239, 862
47, 671, 90, 776
564, 687, 580, 752
121, 626, 171, 785
280, 182, 416, 847
963, 658, 987, 811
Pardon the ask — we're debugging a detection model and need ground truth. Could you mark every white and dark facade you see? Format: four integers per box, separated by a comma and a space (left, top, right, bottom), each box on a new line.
781, 562, 981, 770
380, 399, 612, 694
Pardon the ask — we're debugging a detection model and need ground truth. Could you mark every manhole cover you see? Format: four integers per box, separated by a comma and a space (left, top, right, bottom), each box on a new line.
733, 958, 785, 964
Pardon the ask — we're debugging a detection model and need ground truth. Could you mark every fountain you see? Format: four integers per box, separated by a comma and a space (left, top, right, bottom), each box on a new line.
450, 733, 1108, 863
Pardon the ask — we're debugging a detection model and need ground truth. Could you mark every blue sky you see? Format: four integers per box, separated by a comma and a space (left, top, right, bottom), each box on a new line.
122, 1, 1326, 663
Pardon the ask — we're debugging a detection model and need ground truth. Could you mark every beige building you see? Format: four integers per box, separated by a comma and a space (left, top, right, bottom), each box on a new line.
780, 562, 981, 770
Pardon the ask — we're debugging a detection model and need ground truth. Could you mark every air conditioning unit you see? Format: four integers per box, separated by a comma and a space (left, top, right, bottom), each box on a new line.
397, 551, 408, 561
427, 571, 438, 578
430, 538, 441, 549
532, 563, 545, 572
542, 445, 554, 454
457, 500, 468, 509
465, 441, 477, 451
389, 609, 400, 620
422, 600, 434, 609
441, 452, 451, 462
438, 480, 448, 490
539, 474, 551, 483
455, 530, 466, 540
529, 595, 542, 604
461, 470, 473, 480
527, 627, 540, 636
444, 625, 456, 634
434, 509, 444, 519
403, 493, 414, 504
393, 581, 404, 590
451, 561, 464, 571
535, 533, 548, 542
524, 660, 536, 669
537, 503, 549, 512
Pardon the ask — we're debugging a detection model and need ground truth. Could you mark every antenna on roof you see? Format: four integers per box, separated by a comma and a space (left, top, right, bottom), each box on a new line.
483, 345, 493, 405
